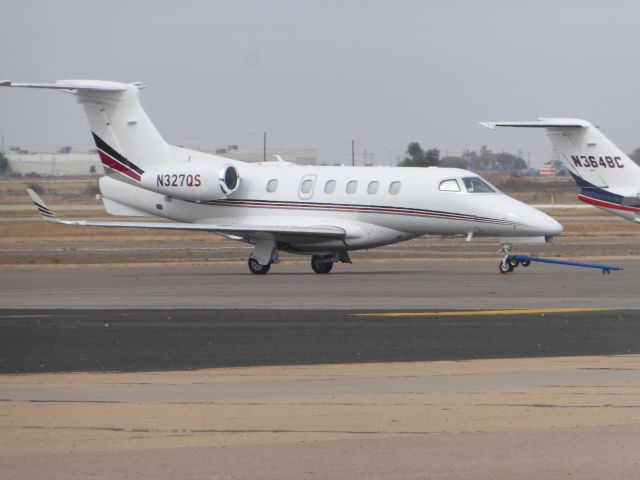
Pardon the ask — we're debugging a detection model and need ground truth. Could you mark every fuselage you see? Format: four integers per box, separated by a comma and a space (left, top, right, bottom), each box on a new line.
100, 155, 563, 253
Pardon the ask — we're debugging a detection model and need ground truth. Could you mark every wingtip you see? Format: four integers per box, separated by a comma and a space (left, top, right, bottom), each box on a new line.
27, 188, 58, 221
479, 122, 497, 130
26, 188, 44, 204
0, 79, 11, 87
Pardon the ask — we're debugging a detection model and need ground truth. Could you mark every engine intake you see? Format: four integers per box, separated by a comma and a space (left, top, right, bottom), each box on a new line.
220, 164, 239, 194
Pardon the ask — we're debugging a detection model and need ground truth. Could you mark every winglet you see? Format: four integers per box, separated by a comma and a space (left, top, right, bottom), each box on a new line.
27, 189, 60, 223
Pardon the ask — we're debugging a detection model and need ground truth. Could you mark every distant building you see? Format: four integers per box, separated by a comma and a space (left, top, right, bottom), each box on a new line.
539, 162, 557, 177
220, 148, 318, 165
5, 147, 318, 176
6, 152, 103, 176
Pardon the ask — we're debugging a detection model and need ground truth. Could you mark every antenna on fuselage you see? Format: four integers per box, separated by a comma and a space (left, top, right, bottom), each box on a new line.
352, 139, 355, 166
263, 131, 267, 162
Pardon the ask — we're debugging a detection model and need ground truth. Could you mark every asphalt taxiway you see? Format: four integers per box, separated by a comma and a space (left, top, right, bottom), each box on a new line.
0, 260, 637, 309
1, 308, 639, 373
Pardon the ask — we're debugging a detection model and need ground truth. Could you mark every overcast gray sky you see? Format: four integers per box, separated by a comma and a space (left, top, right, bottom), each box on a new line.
1, 0, 639, 166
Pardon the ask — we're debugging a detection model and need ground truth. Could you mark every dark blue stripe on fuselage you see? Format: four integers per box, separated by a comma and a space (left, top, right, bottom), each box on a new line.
568, 172, 624, 205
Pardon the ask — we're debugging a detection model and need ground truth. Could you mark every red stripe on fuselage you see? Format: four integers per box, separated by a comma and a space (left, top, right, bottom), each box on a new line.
204, 199, 516, 225
578, 194, 640, 213
98, 150, 141, 182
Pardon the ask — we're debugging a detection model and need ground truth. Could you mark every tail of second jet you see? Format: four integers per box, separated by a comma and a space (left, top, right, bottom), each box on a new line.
481, 118, 640, 222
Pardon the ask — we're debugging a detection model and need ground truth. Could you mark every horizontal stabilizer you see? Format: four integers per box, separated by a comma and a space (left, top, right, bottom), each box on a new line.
480, 118, 590, 130
0, 79, 129, 93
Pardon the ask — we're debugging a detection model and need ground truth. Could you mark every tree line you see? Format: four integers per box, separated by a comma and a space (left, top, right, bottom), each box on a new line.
400, 142, 640, 172
399, 142, 527, 172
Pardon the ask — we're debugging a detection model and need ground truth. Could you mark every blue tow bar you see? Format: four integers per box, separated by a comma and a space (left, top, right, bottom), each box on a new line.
507, 255, 623, 274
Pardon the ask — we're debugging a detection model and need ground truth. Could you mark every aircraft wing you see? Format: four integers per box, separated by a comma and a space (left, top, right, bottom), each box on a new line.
27, 189, 346, 240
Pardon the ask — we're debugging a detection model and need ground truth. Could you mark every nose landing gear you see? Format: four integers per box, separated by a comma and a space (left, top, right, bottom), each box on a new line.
499, 255, 528, 273
498, 243, 514, 273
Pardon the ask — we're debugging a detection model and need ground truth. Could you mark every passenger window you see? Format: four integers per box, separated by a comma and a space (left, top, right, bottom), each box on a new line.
438, 179, 460, 192
389, 181, 401, 195
301, 179, 313, 194
266, 179, 278, 193
367, 181, 379, 194
346, 180, 358, 194
325, 180, 336, 194
462, 177, 495, 193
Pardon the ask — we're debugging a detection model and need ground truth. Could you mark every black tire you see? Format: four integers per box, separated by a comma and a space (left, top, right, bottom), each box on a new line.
248, 257, 271, 274
521, 259, 531, 267
499, 260, 511, 274
311, 255, 334, 274
508, 256, 519, 268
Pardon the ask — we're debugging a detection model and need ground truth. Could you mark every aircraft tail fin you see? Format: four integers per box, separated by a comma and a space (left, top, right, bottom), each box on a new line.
481, 118, 640, 197
2, 80, 173, 183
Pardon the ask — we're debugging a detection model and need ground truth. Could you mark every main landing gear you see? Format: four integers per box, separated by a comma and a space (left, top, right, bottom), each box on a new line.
247, 254, 339, 274
246, 247, 349, 275
311, 255, 334, 274
248, 257, 271, 274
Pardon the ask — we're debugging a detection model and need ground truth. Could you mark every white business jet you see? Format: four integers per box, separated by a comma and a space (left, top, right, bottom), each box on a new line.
482, 118, 640, 224
2, 79, 562, 274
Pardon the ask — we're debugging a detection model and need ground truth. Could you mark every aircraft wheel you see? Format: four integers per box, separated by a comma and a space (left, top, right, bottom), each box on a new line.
508, 256, 519, 268
499, 260, 512, 274
311, 255, 334, 274
248, 257, 271, 274
521, 259, 531, 267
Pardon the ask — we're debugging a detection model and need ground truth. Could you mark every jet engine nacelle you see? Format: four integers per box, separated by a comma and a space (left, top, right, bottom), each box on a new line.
140, 160, 240, 201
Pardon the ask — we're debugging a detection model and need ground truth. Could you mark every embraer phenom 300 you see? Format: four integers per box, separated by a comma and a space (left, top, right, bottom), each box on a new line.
2, 79, 562, 273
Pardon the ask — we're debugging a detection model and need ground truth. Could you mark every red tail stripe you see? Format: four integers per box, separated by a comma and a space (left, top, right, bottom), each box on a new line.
578, 194, 640, 213
98, 150, 141, 182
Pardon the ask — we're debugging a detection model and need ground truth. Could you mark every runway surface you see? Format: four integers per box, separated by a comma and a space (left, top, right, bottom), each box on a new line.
0, 260, 637, 309
1, 308, 638, 373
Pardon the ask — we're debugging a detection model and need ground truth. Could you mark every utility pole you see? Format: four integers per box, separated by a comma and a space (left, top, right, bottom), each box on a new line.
352, 140, 355, 166
263, 132, 266, 162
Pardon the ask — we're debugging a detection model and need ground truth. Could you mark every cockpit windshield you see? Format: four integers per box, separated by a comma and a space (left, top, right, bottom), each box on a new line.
462, 177, 495, 193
